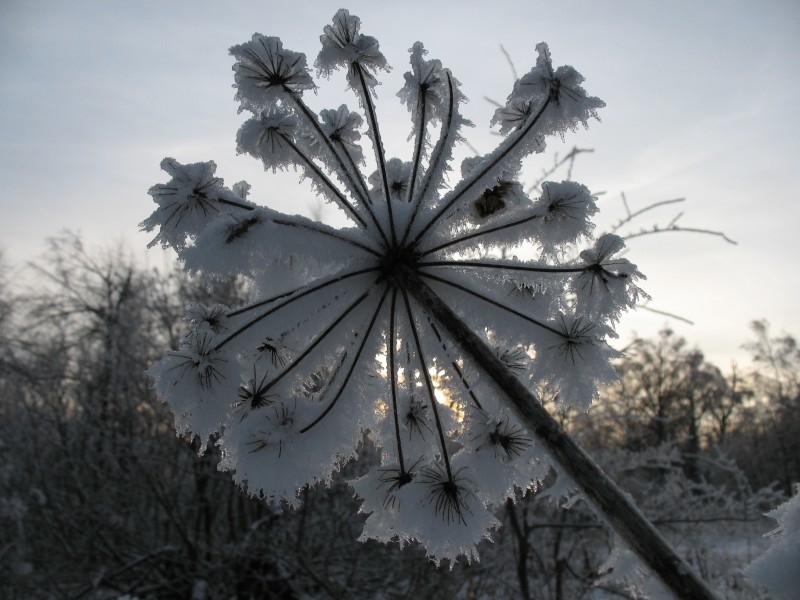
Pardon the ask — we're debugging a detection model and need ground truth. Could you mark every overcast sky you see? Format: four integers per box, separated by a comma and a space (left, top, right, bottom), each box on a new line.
1, 0, 798, 367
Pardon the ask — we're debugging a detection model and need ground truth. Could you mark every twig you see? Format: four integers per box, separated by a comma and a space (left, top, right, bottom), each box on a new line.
636, 304, 695, 325
624, 226, 737, 245
68, 547, 177, 600
500, 44, 518, 81
529, 147, 595, 193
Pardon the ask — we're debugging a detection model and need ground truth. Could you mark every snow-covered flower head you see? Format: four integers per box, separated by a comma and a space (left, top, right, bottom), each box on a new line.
492, 42, 604, 139
142, 158, 230, 250
236, 108, 300, 171
143, 10, 644, 563
306, 104, 365, 164
316, 8, 389, 91
230, 34, 316, 113
399, 42, 452, 123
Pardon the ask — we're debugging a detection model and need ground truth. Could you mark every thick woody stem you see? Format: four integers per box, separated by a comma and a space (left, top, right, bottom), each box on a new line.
404, 271, 718, 600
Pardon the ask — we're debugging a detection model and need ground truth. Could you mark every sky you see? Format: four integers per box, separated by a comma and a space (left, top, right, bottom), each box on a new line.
1, 0, 799, 368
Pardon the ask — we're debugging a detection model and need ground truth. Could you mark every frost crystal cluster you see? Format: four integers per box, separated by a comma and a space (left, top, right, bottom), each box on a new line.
143, 9, 644, 561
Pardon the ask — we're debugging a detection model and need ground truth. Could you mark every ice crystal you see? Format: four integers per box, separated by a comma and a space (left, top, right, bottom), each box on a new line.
143, 9, 645, 562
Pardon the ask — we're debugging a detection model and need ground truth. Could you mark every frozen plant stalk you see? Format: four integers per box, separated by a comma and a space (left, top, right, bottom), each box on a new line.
142, 10, 715, 598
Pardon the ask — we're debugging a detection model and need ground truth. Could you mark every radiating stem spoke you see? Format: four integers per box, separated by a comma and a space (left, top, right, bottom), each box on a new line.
271, 217, 382, 257
411, 94, 553, 247
405, 93, 427, 207
420, 260, 586, 275
217, 267, 379, 349
355, 63, 397, 246
388, 288, 407, 474
280, 133, 369, 231
255, 289, 371, 395
218, 197, 256, 211
427, 318, 482, 410
288, 93, 388, 246
401, 287, 454, 483
300, 285, 390, 433
418, 210, 541, 257
420, 271, 563, 337
402, 71, 456, 246
337, 139, 373, 205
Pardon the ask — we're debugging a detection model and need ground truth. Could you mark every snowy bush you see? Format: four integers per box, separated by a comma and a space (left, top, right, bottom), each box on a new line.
745, 485, 800, 599
142, 8, 653, 566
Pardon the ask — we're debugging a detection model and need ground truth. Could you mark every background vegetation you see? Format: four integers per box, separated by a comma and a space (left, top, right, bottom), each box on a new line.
1, 233, 796, 599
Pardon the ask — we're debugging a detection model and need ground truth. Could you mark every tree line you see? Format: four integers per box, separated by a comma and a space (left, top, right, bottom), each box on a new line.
1, 233, 795, 599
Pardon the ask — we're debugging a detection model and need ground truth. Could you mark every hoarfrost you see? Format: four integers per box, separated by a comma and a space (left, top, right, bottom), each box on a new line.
142, 8, 645, 562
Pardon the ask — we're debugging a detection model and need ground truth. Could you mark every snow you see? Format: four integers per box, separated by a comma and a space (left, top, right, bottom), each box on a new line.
745, 485, 800, 600
143, 8, 649, 563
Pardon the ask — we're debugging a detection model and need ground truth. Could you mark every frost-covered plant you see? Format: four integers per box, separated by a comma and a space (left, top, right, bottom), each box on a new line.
142, 10, 713, 596
745, 485, 800, 600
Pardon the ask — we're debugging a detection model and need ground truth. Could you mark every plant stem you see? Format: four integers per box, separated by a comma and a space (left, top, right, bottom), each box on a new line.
405, 272, 718, 600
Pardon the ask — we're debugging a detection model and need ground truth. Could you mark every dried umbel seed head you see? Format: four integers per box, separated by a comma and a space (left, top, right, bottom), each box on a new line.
143, 8, 644, 563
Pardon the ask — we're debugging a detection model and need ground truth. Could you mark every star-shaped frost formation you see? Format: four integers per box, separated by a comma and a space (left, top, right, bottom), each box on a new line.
143, 8, 645, 562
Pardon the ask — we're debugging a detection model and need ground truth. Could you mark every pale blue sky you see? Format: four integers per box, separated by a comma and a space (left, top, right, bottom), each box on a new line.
1, 0, 798, 367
